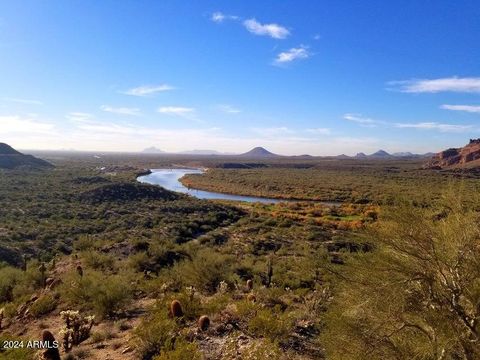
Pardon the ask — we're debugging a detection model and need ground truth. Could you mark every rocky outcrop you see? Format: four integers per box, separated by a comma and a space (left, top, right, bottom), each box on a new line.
425, 139, 480, 169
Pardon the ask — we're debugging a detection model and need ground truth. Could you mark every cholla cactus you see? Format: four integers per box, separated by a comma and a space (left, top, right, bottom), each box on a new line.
60, 310, 95, 351
160, 282, 169, 294
185, 286, 196, 300
217, 280, 228, 295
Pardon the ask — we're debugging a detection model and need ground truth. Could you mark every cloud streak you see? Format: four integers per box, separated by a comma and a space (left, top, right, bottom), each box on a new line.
344, 113, 474, 133
121, 84, 174, 97
2, 97, 43, 105
389, 77, 480, 93
217, 104, 241, 114
343, 113, 380, 127
157, 106, 195, 115
66, 112, 93, 122
440, 104, 480, 113
101, 105, 141, 116
394, 122, 473, 133
211, 11, 238, 23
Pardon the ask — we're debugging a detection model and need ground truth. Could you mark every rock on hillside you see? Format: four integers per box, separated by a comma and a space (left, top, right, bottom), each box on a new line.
425, 139, 480, 169
0, 143, 53, 169
80, 183, 181, 203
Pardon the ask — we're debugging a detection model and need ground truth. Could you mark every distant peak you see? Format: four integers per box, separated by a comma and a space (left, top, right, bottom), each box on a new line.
240, 147, 278, 157
142, 146, 165, 153
370, 150, 391, 157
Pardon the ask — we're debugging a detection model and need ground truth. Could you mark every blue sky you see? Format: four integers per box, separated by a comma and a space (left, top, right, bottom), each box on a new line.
1, 0, 479, 155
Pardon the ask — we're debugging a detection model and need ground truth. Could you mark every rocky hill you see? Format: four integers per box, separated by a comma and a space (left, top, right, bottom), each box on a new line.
425, 139, 480, 169
0, 143, 53, 169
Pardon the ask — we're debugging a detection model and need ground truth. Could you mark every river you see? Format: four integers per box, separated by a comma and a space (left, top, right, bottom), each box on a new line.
137, 168, 289, 204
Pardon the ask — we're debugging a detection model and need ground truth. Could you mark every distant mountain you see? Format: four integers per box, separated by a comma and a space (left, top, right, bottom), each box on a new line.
239, 147, 279, 158
392, 152, 413, 157
0, 143, 53, 169
369, 150, 392, 158
336, 154, 350, 159
425, 139, 480, 169
355, 152, 367, 158
142, 146, 165, 154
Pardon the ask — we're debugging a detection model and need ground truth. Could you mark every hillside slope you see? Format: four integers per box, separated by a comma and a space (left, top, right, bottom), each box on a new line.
0, 143, 53, 169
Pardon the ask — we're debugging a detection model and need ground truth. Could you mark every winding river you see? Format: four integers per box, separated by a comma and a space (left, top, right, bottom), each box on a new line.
137, 168, 286, 203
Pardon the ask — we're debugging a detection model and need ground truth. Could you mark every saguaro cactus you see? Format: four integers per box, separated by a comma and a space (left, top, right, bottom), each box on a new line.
267, 257, 273, 287
38, 262, 47, 288
76, 265, 83, 278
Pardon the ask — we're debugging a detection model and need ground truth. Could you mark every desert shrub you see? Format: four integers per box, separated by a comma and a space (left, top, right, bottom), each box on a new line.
134, 305, 177, 360
90, 329, 116, 343
0, 266, 24, 303
29, 294, 57, 317
322, 193, 480, 360
248, 308, 293, 342
171, 249, 234, 294
153, 340, 202, 360
242, 339, 284, 360
80, 251, 116, 271
59, 270, 132, 318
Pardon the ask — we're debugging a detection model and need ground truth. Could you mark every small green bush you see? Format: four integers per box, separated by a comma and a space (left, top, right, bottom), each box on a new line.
153, 340, 202, 360
134, 305, 177, 360
59, 270, 132, 318
29, 294, 57, 318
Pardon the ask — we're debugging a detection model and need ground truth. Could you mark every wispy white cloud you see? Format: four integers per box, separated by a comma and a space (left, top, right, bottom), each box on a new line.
66, 112, 93, 122
344, 113, 474, 133
274, 46, 310, 65
440, 104, 480, 113
389, 77, 480, 93
217, 104, 241, 114
0, 115, 55, 134
157, 106, 195, 115
394, 122, 473, 133
243, 18, 290, 39
343, 113, 379, 127
2, 97, 43, 105
101, 105, 141, 116
211, 11, 238, 23
121, 84, 174, 97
